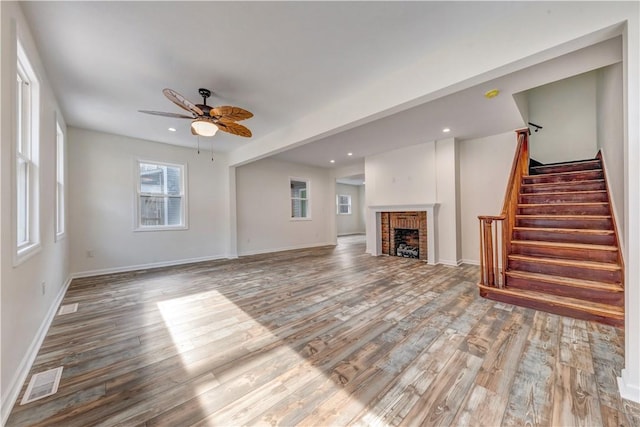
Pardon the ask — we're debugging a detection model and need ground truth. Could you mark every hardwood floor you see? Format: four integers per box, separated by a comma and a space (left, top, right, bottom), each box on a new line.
7, 235, 640, 426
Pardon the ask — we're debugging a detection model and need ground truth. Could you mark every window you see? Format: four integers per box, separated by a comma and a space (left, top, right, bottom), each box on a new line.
290, 178, 310, 219
55, 121, 65, 239
15, 41, 40, 262
337, 194, 352, 215
136, 160, 187, 230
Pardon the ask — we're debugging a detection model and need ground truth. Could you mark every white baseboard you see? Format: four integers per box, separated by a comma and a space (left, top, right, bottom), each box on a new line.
438, 259, 463, 267
461, 259, 480, 266
619, 370, 640, 403
337, 232, 365, 236
238, 242, 335, 257
1, 275, 72, 425
71, 254, 228, 279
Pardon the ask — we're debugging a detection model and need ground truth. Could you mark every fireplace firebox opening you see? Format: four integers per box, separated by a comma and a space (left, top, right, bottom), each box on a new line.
394, 228, 420, 258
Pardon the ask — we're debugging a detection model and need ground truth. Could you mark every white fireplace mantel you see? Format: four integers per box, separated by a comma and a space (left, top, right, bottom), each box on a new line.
367, 203, 439, 265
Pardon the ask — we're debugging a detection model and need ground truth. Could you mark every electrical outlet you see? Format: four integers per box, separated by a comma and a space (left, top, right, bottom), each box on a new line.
41, 282, 46, 295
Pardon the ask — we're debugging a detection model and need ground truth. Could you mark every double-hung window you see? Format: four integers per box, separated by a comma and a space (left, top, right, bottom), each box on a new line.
337, 194, 352, 215
136, 161, 187, 230
290, 178, 310, 219
15, 42, 40, 262
55, 121, 65, 239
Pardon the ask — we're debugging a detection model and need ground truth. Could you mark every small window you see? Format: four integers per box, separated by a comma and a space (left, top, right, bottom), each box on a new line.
290, 178, 310, 219
55, 121, 65, 239
337, 194, 352, 215
136, 160, 187, 230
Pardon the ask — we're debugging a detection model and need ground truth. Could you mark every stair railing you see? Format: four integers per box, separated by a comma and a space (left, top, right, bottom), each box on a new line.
478, 129, 530, 288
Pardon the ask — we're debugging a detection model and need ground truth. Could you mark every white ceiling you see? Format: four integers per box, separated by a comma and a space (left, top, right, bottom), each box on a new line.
21, 2, 621, 168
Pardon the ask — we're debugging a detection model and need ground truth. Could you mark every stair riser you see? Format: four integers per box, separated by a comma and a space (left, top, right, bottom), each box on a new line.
479, 288, 623, 327
519, 192, 608, 204
505, 275, 624, 306
508, 259, 621, 283
523, 170, 604, 184
521, 181, 606, 193
513, 229, 615, 245
530, 161, 601, 175
510, 244, 618, 263
515, 217, 613, 229
518, 205, 610, 215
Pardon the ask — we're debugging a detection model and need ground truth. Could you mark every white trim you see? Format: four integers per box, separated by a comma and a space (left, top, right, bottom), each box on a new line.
618, 370, 640, 402
438, 259, 463, 267
70, 254, 228, 279
461, 259, 481, 266
1, 276, 72, 426
238, 242, 335, 257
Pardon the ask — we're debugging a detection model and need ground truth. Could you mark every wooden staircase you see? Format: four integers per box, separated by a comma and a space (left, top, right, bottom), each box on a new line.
478, 131, 624, 327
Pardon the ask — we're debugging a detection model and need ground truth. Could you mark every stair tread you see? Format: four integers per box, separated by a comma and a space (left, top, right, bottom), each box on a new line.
508, 254, 621, 270
519, 202, 608, 207
521, 190, 607, 195
478, 284, 624, 317
506, 270, 623, 291
511, 240, 618, 251
524, 169, 602, 178
522, 179, 605, 186
530, 159, 599, 167
513, 226, 614, 234
516, 214, 611, 219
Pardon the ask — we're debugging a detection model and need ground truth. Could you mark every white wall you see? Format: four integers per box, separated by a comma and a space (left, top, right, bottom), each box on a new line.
365, 141, 462, 264
459, 132, 518, 264
336, 183, 364, 235
1, 2, 70, 421
236, 157, 333, 255
68, 128, 230, 275
358, 184, 366, 232
528, 71, 598, 163
365, 142, 437, 207
435, 138, 461, 265
596, 62, 624, 249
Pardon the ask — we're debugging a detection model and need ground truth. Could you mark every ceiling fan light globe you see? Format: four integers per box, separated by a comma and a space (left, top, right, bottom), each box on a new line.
191, 119, 218, 137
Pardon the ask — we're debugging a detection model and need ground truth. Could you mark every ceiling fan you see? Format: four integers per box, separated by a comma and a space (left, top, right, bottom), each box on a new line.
140, 88, 253, 138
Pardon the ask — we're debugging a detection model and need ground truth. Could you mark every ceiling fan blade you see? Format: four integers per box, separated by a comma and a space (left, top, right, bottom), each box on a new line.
209, 106, 253, 121
215, 119, 252, 138
139, 110, 193, 119
163, 88, 204, 116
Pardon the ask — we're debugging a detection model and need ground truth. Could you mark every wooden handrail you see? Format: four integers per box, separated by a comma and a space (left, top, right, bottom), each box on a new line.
478, 129, 529, 288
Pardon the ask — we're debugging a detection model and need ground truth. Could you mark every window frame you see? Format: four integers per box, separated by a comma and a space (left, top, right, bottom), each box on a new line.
54, 119, 65, 241
337, 194, 352, 215
134, 159, 188, 231
14, 40, 41, 265
290, 177, 311, 220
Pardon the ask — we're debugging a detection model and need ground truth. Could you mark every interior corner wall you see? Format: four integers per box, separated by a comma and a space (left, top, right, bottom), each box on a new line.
235, 157, 333, 255
336, 183, 364, 235
358, 184, 366, 232
435, 138, 460, 265
596, 62, 624, 250
1, 2, 70, 421
528, 70, 598, 164
459, 132, 519, 264
68, 127, 230, 275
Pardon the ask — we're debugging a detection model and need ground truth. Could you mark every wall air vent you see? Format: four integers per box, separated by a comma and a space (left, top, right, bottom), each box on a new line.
58, 303, 78, 315
20, 366, 63, 405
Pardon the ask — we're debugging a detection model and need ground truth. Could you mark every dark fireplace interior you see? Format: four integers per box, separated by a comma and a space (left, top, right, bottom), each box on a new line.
394, 228, 420, 259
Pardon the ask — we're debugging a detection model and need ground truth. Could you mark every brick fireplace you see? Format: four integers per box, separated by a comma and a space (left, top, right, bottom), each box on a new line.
367, 204, 438, 265
380, 211, 428, 261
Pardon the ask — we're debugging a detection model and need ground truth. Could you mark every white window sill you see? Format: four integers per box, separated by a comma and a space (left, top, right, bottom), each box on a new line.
55, 232, 66, 242
290, 217, 312, 221
134, 225, 188, 232
14, 242, 42, 267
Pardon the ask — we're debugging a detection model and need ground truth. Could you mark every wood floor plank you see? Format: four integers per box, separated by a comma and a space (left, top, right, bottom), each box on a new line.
5, 235, 633, 426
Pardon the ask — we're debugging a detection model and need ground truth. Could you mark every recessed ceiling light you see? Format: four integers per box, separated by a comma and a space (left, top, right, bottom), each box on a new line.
168, 127, 176, 132
330, 159, 335, 163
484, 89, 500, 99
442, 128, 451, 133
347, 152, 353, 156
